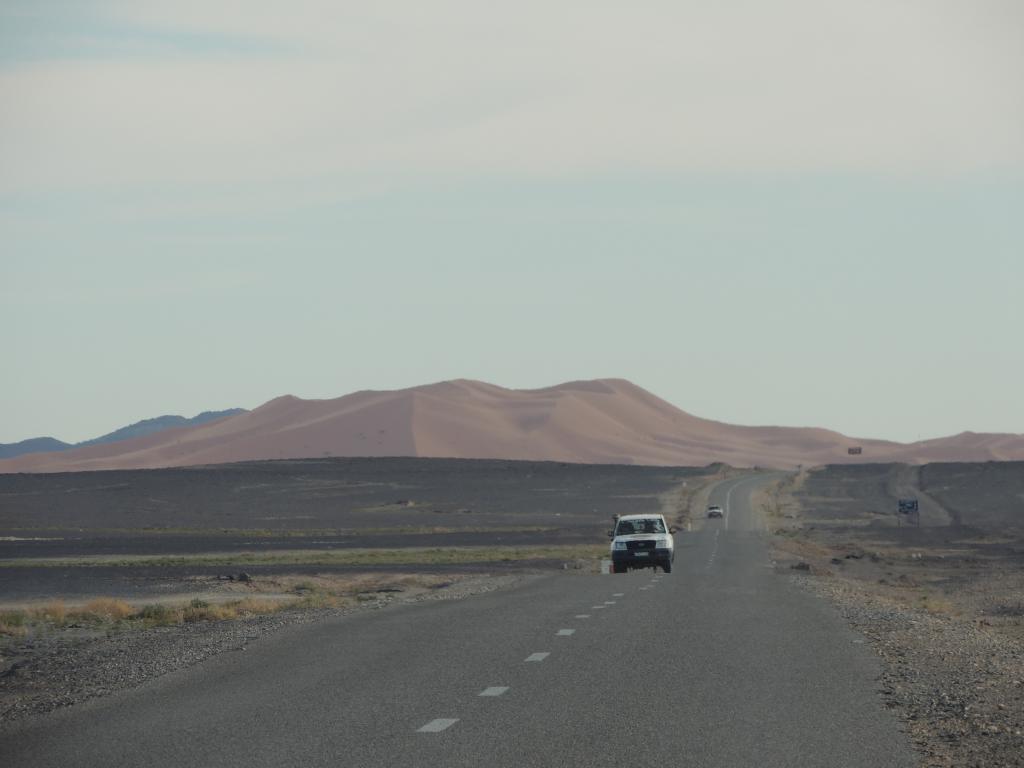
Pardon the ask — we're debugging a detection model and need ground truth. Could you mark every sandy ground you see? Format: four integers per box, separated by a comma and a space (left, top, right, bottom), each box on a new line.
765, 462, 1024, 767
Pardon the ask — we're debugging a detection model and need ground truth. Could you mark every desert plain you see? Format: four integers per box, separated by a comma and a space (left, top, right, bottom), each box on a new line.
1, 455, 1022, 767
0, 456, 719, 725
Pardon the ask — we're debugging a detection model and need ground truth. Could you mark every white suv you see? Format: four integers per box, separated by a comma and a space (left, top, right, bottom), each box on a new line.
609, 514, 675, 574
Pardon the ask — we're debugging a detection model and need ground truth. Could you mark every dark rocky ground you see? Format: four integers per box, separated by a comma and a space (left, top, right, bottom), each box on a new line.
0, 457, 707, 603
921, 461, 1024, 531
769, 462, 1024, 767
0, 456, 699, 534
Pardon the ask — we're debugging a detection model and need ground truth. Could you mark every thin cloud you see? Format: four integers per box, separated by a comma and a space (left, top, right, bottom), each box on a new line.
1, 0, 1022, 198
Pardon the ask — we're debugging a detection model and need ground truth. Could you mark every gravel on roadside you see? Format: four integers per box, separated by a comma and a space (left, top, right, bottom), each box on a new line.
0, 573, 529, 728
797, 574, 1024, 768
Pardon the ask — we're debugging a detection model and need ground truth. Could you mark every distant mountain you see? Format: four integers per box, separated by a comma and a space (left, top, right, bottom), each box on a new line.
77, 409, 249, 448
0, 437, 73, 460
0, 409, 247, 460
1, 379, 1021, 474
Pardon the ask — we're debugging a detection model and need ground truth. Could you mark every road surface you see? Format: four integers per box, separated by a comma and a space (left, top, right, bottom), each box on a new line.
1, 474, 915, 767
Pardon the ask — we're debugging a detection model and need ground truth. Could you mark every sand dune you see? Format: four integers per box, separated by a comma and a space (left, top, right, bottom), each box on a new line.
2, 378, 1022, 473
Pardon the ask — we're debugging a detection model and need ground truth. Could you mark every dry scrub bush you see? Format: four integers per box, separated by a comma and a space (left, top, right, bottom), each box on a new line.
0, 621, 28, 638
137, 603, 181, 626
295, 592, 341, 609
33, 600, 67, 624
81, 598, 134, 620
146, 597, 288, 625
182, 603, 233, 623
0, 595, 296, 636
232, 598, 282, 615
0, 611, 28, 637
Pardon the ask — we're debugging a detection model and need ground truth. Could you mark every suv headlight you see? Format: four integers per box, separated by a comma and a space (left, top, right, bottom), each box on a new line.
612, 540, 627, 550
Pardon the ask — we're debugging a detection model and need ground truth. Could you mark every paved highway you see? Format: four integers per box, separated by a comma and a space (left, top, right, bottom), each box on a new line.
1, 474, 915, 767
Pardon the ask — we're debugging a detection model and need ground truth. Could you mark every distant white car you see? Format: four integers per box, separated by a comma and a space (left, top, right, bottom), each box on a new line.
707, 505, 724, 518
608, 514, 675, 573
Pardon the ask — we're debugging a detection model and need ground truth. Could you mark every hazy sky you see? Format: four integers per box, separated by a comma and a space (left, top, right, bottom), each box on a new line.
2, 1, 1022, 444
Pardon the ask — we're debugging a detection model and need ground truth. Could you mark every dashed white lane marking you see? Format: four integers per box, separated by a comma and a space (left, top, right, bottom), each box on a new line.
592, 605, 606, 609
613, 593, 625, 597
604, 601, 616, 605
418, 718, 458, 733
707, 528, 721, 570
575, 614, 591, 619
525, 652, 550, 662
479, 686, 510, 697
556, 629, 575, 636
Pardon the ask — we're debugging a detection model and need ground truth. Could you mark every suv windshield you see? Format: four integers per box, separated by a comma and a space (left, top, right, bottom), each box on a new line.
615, 518, 665, 535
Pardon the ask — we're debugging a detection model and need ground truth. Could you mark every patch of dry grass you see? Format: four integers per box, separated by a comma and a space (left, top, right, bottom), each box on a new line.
81, 597, 134, 620
4, 524, 558, 537
0, 595, 305, 635
0, 544, 607, 569
0, 571, 483, 644
0, 610, 28, 637
142, 597, 297, 626
32, 600, 67, 623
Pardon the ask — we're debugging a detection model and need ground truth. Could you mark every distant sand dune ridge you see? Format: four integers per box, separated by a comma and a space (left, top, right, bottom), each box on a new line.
2, 378, 1022, 473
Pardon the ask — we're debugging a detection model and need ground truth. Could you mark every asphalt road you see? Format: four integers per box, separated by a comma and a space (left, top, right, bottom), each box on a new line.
0, 474, 915, 767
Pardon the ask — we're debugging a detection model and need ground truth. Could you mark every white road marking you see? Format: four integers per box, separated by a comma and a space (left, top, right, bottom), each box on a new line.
613, 593, 625, 597
418, 719, 458, 733
525, 652, 550, 662
556, 629, 575, 636
479, 686, 510, 697
575, 614, 591, 619
707, 528, 721, 569
604, 601, 616, 605
592, 605, 606, 609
